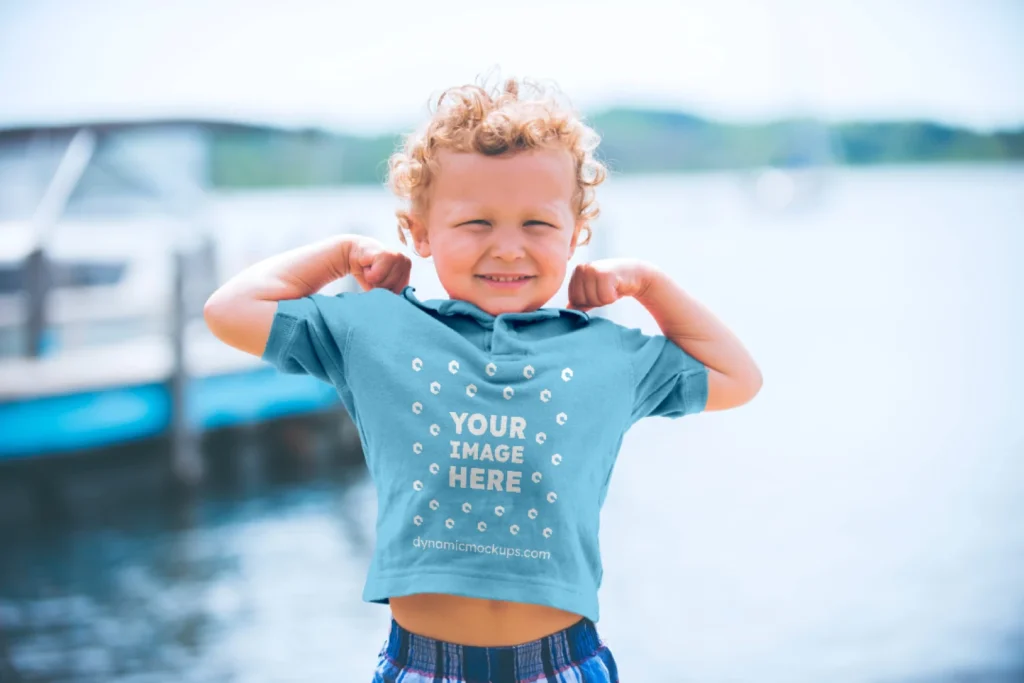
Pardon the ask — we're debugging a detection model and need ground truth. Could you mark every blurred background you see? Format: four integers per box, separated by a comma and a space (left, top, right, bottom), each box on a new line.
1, 0, 1022, 681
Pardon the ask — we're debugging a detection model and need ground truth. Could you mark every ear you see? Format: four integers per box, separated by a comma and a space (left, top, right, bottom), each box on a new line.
407, 214, 432, 258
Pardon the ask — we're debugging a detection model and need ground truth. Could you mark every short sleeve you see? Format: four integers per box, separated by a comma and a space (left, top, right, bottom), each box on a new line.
619, 326, 709, 422
261, 293, 354, 388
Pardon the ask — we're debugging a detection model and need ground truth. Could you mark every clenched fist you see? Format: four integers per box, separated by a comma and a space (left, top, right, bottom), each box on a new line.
347, 237, 412, 293
566, 258, 653, 311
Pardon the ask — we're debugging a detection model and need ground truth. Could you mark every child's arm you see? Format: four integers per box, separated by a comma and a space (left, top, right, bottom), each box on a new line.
203, 234, 411, 357
567, 259, 762, 412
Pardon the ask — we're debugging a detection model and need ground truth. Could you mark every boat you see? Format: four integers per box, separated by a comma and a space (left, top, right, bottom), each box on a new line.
0, 120, 357, 480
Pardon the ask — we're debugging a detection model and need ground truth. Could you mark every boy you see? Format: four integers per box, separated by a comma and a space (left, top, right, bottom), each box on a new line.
205, 76, 762, 682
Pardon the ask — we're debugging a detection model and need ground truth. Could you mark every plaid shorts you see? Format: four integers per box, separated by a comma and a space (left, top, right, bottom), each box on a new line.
372, 616, 619, 682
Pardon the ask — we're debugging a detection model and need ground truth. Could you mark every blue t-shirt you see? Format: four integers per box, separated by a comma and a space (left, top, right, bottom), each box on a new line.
262, 286, 707, 622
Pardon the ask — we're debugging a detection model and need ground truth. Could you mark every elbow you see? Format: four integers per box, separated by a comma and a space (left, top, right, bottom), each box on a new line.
730, 364, 763, 409
740, 365, 764, 405
203, 291, 230, 340
750, 363, 764, 393
202, 290, 276, 358
704, 364, 762, 412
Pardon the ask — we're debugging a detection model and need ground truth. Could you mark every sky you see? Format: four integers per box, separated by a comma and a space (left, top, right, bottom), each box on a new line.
0, 0, 1022, 133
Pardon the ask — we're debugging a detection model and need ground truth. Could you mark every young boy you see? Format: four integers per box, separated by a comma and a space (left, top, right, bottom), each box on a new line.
204, 77, 762, 682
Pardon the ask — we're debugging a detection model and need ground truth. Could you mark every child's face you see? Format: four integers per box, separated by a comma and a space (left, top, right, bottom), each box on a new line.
410, 148, 581, 316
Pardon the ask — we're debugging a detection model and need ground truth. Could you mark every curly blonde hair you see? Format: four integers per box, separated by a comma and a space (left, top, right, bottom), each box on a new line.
387, 76, 608, 247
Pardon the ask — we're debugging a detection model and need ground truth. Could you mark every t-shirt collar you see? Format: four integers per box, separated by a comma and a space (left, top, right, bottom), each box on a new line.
401, 286, 589, 325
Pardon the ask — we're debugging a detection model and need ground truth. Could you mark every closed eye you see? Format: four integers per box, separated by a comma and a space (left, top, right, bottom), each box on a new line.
454, 220, 559, 228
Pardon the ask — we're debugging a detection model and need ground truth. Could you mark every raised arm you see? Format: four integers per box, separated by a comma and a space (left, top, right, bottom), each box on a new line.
568, 259, 763, 412
203, 234, 410, 357
632, 268, 762, 411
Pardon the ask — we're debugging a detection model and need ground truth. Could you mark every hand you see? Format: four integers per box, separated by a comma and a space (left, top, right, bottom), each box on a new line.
567, 258, 654, 311
347, 237, 412, 293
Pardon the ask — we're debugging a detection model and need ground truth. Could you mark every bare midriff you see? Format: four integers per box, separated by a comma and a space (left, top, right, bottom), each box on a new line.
389, 593, 584, 647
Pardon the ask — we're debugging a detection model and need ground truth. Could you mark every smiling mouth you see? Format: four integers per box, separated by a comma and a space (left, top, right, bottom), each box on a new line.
475, 275, 535, 283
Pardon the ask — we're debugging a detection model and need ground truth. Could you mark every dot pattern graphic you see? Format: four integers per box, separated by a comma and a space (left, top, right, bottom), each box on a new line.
407, 357, 573, 540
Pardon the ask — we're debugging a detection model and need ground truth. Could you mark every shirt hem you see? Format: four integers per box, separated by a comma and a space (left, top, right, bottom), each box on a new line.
363, 570, 600, 623
261, 303, 299, 367
686, 366, 710, 414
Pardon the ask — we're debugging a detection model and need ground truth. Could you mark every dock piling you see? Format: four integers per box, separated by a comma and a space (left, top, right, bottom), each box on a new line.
169, 248, 203, 487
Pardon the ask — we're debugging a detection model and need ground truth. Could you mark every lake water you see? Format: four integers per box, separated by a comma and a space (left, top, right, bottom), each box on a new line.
1, 165, 1022, 682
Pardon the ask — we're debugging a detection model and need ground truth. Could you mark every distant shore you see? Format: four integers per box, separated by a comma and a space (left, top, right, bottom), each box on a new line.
205, 107, 1024, 188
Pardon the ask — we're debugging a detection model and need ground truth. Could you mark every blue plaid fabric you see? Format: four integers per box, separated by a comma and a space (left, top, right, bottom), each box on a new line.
372, 617, 619, 682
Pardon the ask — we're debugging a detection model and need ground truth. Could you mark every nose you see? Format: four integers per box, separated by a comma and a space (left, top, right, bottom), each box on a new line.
488, 225, 526, 261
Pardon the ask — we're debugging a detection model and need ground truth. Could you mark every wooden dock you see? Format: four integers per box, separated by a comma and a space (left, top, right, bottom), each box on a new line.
0, 120, 374, 483
0, 319, 341, 461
